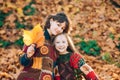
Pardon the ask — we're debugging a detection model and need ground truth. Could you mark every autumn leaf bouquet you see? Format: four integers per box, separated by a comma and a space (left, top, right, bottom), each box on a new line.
23, 24, 45, 48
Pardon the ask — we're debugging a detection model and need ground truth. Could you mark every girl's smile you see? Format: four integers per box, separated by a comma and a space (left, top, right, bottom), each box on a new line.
54, 34, 68, 54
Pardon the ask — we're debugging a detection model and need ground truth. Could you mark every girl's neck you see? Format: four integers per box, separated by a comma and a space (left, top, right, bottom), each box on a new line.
59, 51, 69, 55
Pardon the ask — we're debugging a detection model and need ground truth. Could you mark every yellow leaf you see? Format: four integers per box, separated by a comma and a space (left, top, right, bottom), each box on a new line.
32, 24, 45, 47
32, 24, 43, 37
6, 2, 17, 9
109, 27, 116, 34
115, 34, 120, 38
17, 8, 24, 17
23, 24, 45, 47
26, 0, 32, 3
36, 36, 45, 47
23, 30, 33, 46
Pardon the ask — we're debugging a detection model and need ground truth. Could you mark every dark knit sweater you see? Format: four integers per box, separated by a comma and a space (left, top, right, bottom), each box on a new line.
56, 53, 84, 80
17, 29, 57, 80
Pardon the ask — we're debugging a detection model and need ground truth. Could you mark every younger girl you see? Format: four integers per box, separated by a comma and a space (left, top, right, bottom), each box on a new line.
53, 33, 98, 80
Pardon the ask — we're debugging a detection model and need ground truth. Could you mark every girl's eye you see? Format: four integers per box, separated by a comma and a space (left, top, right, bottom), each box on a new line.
62, 41, 65, 43
62, 27, 65, 30
57, 23, 60, 26
56, 42, 60, 43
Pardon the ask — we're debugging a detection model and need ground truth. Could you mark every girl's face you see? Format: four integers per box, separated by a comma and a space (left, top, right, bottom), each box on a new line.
54, 34, 68, 55
50, 19, 66, 36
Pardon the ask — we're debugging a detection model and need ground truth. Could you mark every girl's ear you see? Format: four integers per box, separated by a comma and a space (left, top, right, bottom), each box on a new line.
50, 19, 54, 24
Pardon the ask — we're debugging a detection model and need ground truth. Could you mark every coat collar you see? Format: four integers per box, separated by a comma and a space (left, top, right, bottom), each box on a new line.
44, 29, 51, 40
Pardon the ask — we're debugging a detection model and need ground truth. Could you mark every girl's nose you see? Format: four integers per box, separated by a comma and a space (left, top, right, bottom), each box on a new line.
56, 27, 62, 33
59, 44, 63, 47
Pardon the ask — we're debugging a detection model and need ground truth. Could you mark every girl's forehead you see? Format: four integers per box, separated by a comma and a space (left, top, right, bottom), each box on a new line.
52, 20, 66, 25
55, 34, 67, 41
61, 22, 66, 27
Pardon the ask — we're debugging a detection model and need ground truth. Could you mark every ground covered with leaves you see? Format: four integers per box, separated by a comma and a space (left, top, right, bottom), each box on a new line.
0, 0, 120, 80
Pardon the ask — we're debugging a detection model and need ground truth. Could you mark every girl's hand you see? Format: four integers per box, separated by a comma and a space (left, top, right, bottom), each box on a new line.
80, 64, 92, 75
27, 44, 36, 58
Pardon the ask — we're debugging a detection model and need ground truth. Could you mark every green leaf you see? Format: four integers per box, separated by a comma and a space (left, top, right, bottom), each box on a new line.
102, 53, 112, 63
0, 16, 5, 21
116, 43, 120, 50
83, 47, 90, 54
91, 51, 100, 56
77, 40, 101, 56
15, 21, 25, 29
29, 0, 36, 5
115, 62, 120, 68
93, 46, 101, 51
14, 37, 24, 47
23, 5, 36, 16
88, 40, 97, 47
74, 35, 80, 38
0, 10, 12, 20
80, 41, 87, 48
118, 37, 120, 41
0, 40, 11, 48
0, 21, 4, 27
109, 33, 114, 40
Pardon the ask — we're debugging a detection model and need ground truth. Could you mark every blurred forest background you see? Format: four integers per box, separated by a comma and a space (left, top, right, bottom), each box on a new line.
0, 0, 120, 80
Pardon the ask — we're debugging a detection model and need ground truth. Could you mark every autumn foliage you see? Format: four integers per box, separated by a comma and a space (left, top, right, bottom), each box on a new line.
0, 0, 120, 80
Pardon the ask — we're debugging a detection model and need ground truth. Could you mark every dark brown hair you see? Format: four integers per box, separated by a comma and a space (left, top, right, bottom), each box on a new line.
44, 12, 69, 33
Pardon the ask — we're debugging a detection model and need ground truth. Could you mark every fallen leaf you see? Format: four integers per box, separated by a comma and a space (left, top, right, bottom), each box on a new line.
16, 8, 24, 17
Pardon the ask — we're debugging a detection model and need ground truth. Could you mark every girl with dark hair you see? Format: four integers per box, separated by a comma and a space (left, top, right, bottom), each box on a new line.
17, 12, 70, 80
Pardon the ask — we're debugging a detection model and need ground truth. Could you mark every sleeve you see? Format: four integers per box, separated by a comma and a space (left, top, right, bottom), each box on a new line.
53, 58, 60, 80
70, 53, 85, 69
19, 45, 33, 66
70, 53, 98, 80
54, 76, 60, 80
85, 71, 98, 80
54, 65, 60, 80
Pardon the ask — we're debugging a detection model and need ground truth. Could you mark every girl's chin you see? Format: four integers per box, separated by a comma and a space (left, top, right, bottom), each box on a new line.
51, 32, 57, 36
59, 51, 68, 54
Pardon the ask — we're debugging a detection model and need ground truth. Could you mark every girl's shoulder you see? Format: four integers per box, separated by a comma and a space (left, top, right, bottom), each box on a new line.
70, 53, 83, 58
